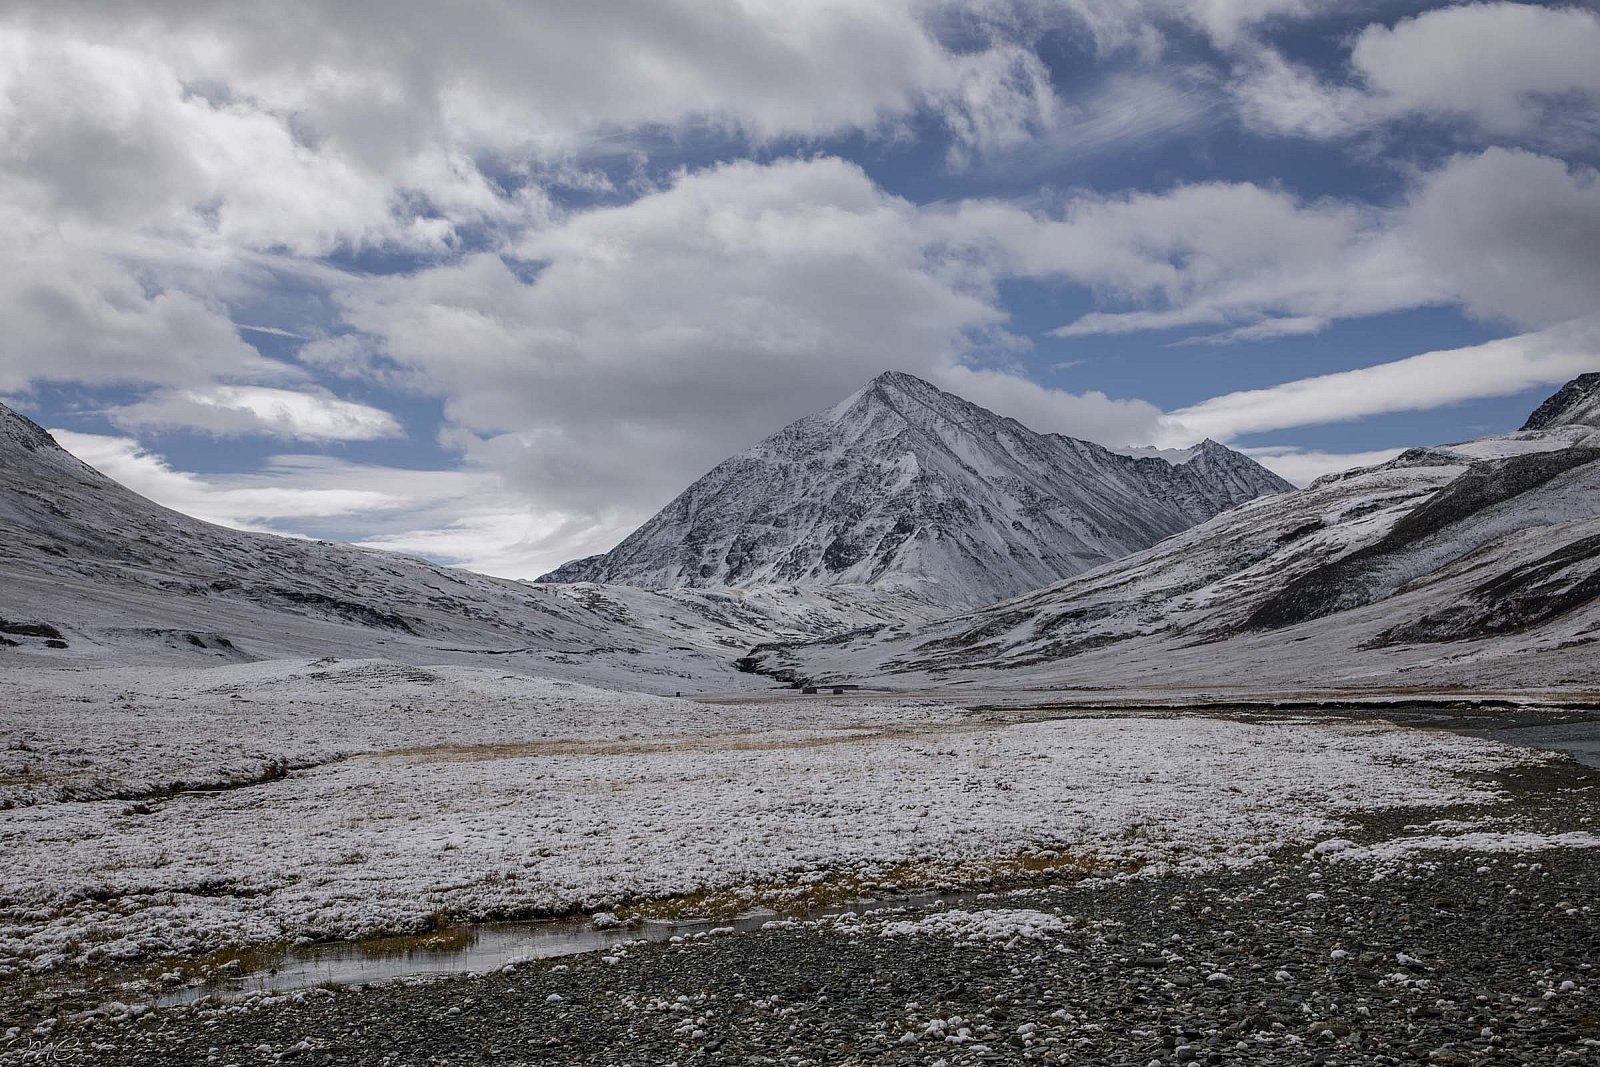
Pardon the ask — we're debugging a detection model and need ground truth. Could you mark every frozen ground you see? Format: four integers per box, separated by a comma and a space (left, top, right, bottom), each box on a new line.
0, 658, 1547, 979
0, 658, 951, 807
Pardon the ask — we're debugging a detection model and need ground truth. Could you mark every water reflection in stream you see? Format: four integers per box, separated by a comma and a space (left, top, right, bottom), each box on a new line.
157, 890, 974, 1006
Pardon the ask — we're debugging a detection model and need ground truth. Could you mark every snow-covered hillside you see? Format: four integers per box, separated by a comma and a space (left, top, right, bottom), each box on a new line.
0, 404, 942, 692
746, 375, 1600, 694
539, 371, 1289, 607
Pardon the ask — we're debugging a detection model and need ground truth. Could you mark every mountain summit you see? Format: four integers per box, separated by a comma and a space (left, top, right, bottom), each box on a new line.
1521, 372, 1600, 431
539, 371, 1290, 606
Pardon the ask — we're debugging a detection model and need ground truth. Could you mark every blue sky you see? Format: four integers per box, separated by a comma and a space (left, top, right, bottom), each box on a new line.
2, 1, 1598, 577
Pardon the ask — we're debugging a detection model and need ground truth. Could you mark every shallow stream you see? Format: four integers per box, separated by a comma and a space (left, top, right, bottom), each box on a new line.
1484, 719, 1600, 768
155, 889, 980, 1006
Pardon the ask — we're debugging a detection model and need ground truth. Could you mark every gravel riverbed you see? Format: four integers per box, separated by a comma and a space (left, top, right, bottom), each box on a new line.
10, 747, 1598, 1067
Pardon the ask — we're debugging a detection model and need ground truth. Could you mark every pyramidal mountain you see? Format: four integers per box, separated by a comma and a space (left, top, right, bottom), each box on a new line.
539, 371, 1290, 607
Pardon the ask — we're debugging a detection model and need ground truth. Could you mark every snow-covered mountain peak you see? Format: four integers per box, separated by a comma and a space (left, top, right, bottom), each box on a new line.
825, 370, 996, 435
540, 372, 1290, 606
1, 402, 64, 457
0, 402, 106, 480
1522, 372, 1600, 431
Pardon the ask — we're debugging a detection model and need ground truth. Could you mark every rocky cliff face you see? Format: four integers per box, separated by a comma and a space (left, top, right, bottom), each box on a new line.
1521, 372, 1600, 431
539, 371, 1291, 607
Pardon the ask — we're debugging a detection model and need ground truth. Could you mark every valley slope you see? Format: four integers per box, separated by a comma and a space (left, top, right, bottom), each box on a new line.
0, 405, 943, 692
745, 375, 1600, 697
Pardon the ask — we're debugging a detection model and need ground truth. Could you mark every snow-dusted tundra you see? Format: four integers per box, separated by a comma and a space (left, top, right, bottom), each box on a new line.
4, 376, 1600, 984
0, 657, 1558, 977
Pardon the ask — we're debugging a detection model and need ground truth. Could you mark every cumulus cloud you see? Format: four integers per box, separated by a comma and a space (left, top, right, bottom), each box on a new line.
0, 28, 471, 257
928, 146, 1597, 345
1350, 3, 1600, 139
3, 1, 1061, 204
0, 1, 1069, 403
0, 220, 278, 392
329, 157, 1162, 534
1160, 316, 1600, 443
110, 386, 403, 441
1405, 149, 1600, 329
1235, 3, 1600, 144
943, 180, 1446, 342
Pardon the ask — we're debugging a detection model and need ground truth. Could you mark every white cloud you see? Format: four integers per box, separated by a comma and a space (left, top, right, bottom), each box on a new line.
49, 430, 578, 577
944, 180, 1445, 341
973, 69, 1225, 175
1235, 3, 1600, 144
1350, 3, 1600, 139
1229, 49, 1369, 139
1160, 316, 1600, 443
0, 211, 281, 392
1042, 0, 1335, 53
331, 157, 1164, 541
110, 386, 403, 441
0, 2, 1069, 400
1239, 445, 1408, 485
0, 30, 451, 258
51, 431, 401, 527
1405, 148, 1600, 329
1175, 315, 1330, 345
936, 146, 1597, 345
2, 2, 1059, 236
931, 364, 1164, 444
937, 43, 1061, 165
1178, 0, 1337, 48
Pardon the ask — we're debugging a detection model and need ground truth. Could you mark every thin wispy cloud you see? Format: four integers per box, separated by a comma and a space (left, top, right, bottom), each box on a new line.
1162, 316, 1600, 445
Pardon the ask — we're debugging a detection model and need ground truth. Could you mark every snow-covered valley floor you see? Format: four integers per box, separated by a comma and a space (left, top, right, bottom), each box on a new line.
2, 657, 1567, 987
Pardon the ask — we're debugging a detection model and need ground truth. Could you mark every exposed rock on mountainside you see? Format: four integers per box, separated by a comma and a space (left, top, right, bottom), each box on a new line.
1244, 446, 1600, 632
745, 375, 1600, 693
540, 371, 1290, 607
1520, 371, 1600, 431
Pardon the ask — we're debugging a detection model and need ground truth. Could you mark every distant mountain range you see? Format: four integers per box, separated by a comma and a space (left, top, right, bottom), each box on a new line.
743, 374, 1600, 696
540, 371, 1290, 607
8, 372, 1597, 698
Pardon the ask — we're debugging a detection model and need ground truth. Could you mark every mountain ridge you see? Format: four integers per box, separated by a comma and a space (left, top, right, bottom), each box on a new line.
1521, 371, 1600, 431
743, 373, 1600, 693
539, 371, 1290, 606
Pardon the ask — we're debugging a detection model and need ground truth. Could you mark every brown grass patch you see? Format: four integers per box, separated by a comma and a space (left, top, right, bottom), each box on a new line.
625, 847, 1135, 923
369, 722, 982, 764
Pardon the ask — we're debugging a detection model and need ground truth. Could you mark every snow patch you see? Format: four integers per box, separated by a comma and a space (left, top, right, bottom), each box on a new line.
876, 908, 1067, 944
